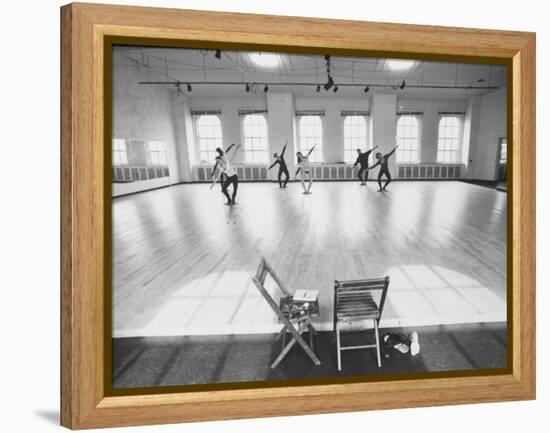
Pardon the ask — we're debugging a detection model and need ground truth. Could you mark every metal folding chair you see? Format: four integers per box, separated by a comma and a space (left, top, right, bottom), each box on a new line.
334, 277, 390, 371
252, 257, 321, 369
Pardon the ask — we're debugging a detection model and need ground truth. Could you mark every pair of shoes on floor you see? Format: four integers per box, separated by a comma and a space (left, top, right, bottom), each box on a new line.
382, 332, 420, 356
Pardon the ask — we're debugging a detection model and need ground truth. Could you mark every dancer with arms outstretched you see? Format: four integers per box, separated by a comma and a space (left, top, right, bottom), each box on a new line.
369, 145, 398, 192
294, 144, 316, 195
353, 145, 378, 185
267, 142, 290, 188
211, 143, 241, 205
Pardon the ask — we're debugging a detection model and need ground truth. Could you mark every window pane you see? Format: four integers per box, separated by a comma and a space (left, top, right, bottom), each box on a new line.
147, 140, 168, 166
242, 114, 269, 163
437, 116, 461, 163
196, 115, 223, 164
112, 139, 128, 165
343, 115, 368, 163
298, 116, 323, 162
396, 116, 419, 163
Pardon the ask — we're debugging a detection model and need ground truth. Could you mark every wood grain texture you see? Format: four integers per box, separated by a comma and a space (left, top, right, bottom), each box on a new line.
60, 2, 536, 429
111, 182, 507, 338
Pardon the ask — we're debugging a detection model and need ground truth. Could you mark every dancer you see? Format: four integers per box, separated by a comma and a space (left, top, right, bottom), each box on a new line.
294, 144, 316, 194
211, 143, 241, 205
353, 145, 378, 185
369, 145, 399, 192
210, 153, 226, 193
267, 142, 290, 188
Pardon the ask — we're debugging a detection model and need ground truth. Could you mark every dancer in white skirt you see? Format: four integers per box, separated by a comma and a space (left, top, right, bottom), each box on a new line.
294, 144, 316, 194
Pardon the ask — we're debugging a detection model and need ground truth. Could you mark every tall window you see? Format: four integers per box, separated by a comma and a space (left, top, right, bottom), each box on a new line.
298, 116, 323, 162
112, 139, 127, 165
242, 114, 269, 163
396, 116, 420, 163
196, 115, 223, 163
343, 115, 368, 163
148, 140, 168, 165
437, 116, 462, 163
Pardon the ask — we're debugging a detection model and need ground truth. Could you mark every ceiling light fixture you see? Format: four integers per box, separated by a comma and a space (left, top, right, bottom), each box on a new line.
187, 83, 192, 92
245, 83, 250, 92
364, 86, 370, 93
264, 84, 269, 92
214, 49, 222, 59
248, 52, 281, 68
387, 59, 415, 71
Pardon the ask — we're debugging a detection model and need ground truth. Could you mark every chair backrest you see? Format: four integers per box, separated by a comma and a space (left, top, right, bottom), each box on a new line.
252, 257, 292, 321
333, 277, 390, 325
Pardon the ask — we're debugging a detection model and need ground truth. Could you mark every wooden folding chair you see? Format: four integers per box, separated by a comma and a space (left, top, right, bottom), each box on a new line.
334, 277, 389, 371
252, 257, 321, 369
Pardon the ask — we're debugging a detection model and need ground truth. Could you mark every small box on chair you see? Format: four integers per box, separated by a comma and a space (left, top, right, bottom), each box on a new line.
293, 290, 319, 303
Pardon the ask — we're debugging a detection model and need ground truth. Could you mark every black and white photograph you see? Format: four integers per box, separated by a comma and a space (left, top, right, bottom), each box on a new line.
110, 46, 508, 389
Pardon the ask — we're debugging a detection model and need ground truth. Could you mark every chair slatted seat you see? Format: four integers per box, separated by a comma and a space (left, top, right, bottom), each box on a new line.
334, 276, 390, 371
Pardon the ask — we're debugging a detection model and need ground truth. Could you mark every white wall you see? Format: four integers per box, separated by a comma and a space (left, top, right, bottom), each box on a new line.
113, 70, 505, 188
468, 87, 507, 180
397, 99, 467, 163
188, 95, 371, 165
112, 53, 181, 191
189, 96, 268, 165
295, 97, 371, 162
267, 92, 297, 174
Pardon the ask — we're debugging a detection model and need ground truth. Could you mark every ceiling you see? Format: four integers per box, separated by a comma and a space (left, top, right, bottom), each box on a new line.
113, 46, 507, 100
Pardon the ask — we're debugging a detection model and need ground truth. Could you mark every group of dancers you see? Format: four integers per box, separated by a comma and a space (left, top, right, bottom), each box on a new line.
210, 142, 399, 204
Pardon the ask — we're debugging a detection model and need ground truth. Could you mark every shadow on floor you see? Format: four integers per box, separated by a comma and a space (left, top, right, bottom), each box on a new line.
112, 322, 507, 389
34, 409, 59, 425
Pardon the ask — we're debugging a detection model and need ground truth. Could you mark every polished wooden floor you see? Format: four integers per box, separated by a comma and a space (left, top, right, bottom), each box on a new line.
112, 181, 507, 337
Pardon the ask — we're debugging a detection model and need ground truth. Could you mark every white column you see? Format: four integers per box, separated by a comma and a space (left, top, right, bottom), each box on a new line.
370, 94, 397, 172
267, 92, 296, 175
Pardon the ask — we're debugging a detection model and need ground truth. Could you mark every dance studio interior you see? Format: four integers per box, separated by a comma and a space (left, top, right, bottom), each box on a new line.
111, 46, 508, 388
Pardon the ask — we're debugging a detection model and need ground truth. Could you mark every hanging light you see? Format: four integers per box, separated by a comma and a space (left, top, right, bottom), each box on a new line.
187, 83, 192, 92
214, 49, 222, 59
264, 84, 269, 92
245, 83, 250, 92
316, 85, 321, 92
324, 75, 334, 91
399, 80, 406, 90
364, 86, 370, 93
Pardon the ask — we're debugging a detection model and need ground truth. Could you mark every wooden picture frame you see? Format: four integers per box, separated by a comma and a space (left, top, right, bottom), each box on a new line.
60, 2, 535, 429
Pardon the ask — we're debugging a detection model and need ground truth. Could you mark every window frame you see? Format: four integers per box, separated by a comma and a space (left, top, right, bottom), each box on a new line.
297, 115, 324, 163
342, 114, 369, 164
241, 113, 270, 164
395, 115, 421, 164
147, 140, 169, 166
194, 114, 224, 165
436, 115, 463, 164
112, 138, 128, 166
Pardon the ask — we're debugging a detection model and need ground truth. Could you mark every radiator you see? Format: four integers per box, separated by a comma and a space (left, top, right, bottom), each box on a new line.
196, 165, 268, 181
112, 165, 169, 182
397, 164, 463, 180
196, 164, 463, 182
